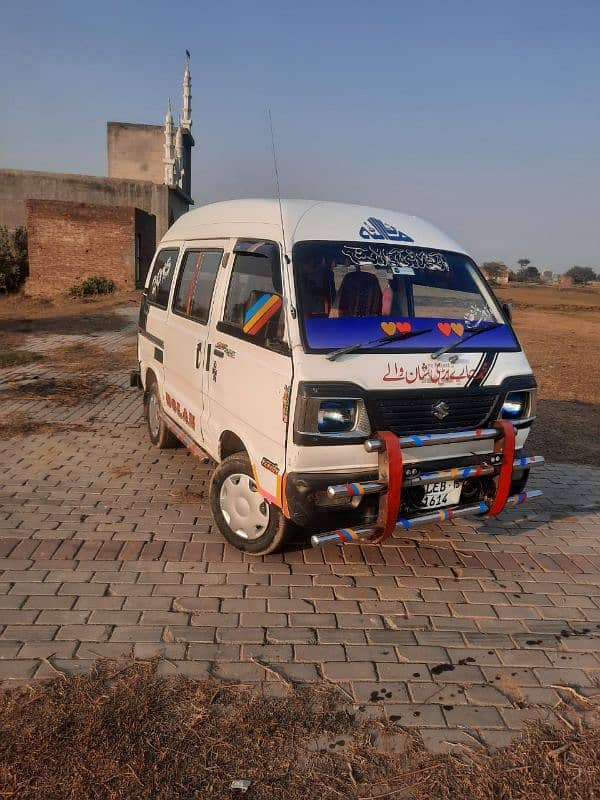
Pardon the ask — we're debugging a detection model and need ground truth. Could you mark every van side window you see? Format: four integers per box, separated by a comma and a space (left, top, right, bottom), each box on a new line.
220, 240, 287, 352
146, 248, 179, 309
172, 249, 223, 324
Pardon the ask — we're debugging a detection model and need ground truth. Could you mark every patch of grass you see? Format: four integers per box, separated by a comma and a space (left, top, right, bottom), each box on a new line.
0, 375, 111, 405
68, 275, 116, 298
168, 488, 205, 504
109, 466, 133, 477
0, 412, 48, 437
47, 341, 135, 373
0, 349, 41, 368
1, 660, 600, 800
0, 412, 89, 438
0, 313, 132, 336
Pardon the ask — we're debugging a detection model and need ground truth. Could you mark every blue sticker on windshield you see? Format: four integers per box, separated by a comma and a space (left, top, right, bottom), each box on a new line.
304, 316, 517, 351
359, 217, 414, 242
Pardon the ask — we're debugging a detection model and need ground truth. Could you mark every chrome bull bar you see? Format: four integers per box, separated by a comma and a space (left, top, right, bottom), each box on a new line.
311, 489, 543, 547
327, 455, 545, 498
311, 424, 544, 548
364, 427, 499, 452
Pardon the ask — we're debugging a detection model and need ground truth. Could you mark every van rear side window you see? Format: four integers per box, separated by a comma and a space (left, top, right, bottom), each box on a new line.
172, 249, 223, 324
147, 248, 179, 309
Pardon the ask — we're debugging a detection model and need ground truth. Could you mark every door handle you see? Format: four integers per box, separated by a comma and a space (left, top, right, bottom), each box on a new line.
195, 342, 202, 369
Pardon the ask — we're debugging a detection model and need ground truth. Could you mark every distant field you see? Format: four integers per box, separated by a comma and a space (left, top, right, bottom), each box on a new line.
501, 285, 599, 466
495, 282, 600, 310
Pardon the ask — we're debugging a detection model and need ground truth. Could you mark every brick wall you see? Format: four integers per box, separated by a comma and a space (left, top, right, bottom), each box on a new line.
26, 199, 139, 294
1, 169, 173, 240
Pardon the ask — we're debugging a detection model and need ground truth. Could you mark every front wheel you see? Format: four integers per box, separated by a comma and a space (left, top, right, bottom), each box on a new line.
210, 452, 294, 554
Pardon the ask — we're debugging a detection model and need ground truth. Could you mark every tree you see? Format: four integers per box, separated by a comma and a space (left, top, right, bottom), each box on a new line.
508, 269, 517, 282
0, 226, 29, 293
565, 266, 597, 285
480, 261, 507, 284
515, 265, 540, 283
12, 227, 28, 282
517, 258, 531, 270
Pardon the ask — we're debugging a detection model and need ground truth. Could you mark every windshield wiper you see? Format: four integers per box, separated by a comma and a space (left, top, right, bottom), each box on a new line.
327, 328, 432, 361
431, 322, 501, 360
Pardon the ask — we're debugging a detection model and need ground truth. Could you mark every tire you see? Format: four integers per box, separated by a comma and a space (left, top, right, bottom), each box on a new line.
145, 379, 178, 449
210, 452, 294, 555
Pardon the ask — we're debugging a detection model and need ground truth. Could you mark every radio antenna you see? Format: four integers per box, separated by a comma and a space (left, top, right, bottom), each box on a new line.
268, 110, 288, 261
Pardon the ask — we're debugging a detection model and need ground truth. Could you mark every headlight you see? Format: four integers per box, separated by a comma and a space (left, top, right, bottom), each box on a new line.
318, 400, 357, 433
502, 390, 535, 420
294, 390, 371, 440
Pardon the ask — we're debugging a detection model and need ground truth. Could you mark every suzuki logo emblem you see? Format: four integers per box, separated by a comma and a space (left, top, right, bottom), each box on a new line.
432, 400, 450, 421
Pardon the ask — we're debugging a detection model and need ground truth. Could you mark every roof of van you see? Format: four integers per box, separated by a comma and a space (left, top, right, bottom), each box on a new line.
161, 199, 468, 254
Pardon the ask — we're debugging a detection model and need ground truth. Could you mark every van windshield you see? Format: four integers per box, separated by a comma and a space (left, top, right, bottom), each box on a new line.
292, 241, 515, 353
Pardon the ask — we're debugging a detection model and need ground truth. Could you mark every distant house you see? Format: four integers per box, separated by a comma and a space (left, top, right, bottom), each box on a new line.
480, 264, 509, 285
541, 269, 554, 283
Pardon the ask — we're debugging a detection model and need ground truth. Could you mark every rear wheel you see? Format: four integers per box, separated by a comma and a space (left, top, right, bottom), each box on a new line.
210, 452, 294, 554
145, 379, 177, 449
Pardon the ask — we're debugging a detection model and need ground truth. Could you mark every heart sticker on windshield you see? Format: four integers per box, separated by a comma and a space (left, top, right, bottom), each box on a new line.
437, 322, 452, 337
396, 322, 412, 333
451, 323, 464, 336
380, 322, 397, 336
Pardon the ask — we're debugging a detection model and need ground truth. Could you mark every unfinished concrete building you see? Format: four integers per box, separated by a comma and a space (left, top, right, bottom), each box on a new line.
0, 54, 195, 292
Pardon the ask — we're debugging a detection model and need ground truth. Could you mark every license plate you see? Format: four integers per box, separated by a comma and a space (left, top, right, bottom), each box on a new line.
420, 480, 462, 509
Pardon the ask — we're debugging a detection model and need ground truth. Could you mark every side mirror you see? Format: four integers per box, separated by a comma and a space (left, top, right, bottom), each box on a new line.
501, 301, 513, 323
243, 290, 283, 339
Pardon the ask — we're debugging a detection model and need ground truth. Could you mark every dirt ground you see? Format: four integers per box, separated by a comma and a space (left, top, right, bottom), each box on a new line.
495, 285, 600, 466
0, 289, 140, 322
2, 660, 599, 800
0, 290, 139, 343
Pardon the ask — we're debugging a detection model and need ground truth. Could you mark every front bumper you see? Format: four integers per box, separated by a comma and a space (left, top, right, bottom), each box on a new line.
286, 423, 544, 546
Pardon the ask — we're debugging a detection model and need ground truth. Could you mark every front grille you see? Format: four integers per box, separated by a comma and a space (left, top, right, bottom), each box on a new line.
370, 391, 500, 436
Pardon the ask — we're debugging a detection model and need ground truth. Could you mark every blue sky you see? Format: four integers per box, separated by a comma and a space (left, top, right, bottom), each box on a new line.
1, 0, 598, 271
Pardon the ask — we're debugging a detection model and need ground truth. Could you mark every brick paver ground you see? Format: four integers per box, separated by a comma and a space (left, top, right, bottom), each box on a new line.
1, 308, 600, 750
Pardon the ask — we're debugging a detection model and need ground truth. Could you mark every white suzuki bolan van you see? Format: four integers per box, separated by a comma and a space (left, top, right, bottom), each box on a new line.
134, 200, 543, 554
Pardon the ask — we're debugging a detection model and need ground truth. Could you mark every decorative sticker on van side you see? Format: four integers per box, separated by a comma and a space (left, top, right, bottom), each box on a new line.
165, 392, 195, 429
261, 457, 280, 475
358, 217, 414, 242
342, 245, 448, 272
242, 293, 283, 335
215, 341, 236, 359
282, 384, 291, 423
149, 256, 174, 300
